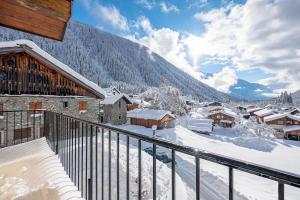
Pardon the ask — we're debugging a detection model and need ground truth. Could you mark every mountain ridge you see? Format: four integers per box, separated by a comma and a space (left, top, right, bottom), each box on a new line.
0, 21, 234, 102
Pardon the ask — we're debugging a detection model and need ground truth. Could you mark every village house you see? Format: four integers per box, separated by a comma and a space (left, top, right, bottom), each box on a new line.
100, 94, 132, 125
127, 98, 151, 111
0, 40, 105, 145
254, 108, 274, 124
208, 110, 236, 128
264, 113, 300, 134
127, 108, 175, 129
205, 101, 222, 107
103, 86, 121, 96
209, 106, 223, 113
287, 108, 300, 115
247, 107, 263, 116
283, 126, 300, 141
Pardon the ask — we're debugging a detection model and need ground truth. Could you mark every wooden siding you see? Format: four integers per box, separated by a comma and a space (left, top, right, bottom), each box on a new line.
14, 127, 32, 140
208, 113, 235, 124
266, 116, 300, 126
129, 115, 174, 129
0, 53, 98, 98
0, 0, 71, 41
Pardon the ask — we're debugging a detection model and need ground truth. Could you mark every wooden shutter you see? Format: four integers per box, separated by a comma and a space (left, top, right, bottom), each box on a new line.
29, 102, 42, 110
79, 101, 87, 110
14, 127, 32, 140
0, 103, 3, 116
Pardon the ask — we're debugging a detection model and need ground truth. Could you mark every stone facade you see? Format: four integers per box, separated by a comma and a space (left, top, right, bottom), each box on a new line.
0, 95, 101, 146
101, 98, 128, 125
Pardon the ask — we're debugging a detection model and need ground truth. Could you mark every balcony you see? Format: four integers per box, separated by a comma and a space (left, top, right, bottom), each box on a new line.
1, 110, 300, 199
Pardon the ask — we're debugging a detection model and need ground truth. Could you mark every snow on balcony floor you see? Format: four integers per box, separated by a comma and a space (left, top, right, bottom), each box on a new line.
0, 138, 83, 200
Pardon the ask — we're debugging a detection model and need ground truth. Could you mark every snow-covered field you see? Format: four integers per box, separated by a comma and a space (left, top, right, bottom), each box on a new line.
116, 118, 300, 200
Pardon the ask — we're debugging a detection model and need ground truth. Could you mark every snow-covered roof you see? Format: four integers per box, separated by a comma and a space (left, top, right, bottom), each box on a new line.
253, 109, 273, 117
101, 94, 132, 105
247, 107, 263, 113
103, 87, 121, 96
283, 126, 300, 133
127, 108, 175, 120
0, 40, 105, 98
220, 120, 233, 124
265, 113, 300, 122
209, 109, 236, 118
188, 124, 212, 133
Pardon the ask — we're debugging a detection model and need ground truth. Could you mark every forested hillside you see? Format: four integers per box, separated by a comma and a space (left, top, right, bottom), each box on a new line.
0, 21, 233, 102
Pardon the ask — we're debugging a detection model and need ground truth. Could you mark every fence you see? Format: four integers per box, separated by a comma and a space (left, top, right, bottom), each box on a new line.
0, 110, 44, 147
1, 110, 300, 200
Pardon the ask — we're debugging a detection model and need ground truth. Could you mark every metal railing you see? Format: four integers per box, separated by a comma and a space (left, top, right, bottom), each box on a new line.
0, 110, 44, 147
2, 110, 300, 199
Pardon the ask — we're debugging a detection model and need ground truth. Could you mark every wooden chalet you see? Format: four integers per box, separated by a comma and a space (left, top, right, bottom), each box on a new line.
0, 40, 105, 99
208, 110, 236, 128
254, 109, 274, 124
0, 0, 72, 41
127, 109, 175, 129
283, 126, 300, 141
247, 107, 263, 116
265, 114, 300, 130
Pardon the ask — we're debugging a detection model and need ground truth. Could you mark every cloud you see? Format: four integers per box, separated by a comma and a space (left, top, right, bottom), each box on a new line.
129, 16, 204, 81
201, 67, 238, 93
136, 0, 155, 9
81, 0, 129, 31
190, 0, 300, 92
160, 2, 179, 13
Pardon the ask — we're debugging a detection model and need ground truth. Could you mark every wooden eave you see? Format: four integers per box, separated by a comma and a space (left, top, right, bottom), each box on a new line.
0, 0, 72, 41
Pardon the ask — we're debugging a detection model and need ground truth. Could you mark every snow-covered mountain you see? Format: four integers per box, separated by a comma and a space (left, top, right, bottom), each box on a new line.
229, 79, 273, 101
0, 21, 233, 102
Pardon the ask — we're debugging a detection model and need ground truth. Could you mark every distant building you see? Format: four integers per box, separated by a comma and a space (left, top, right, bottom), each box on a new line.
205, 102, 222, 107
283, 126, 300, 141
247, 107, 263, 116
127, 98, 151, 111
254, 109, 274, 124
127, 109, 175, 129
103, 87, 121, 96
208, 110, 236, 128
100, 94, 132, 125
265, 113, 300, 135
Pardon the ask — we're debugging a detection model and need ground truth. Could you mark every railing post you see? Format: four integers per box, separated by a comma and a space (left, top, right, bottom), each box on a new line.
278, 183, 284, 200
88, 125, 93, 200
55, 114, 59, 154
229, 167, 234, 200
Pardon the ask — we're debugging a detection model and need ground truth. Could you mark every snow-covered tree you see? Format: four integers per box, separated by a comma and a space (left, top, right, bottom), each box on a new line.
140, 85, 188, 115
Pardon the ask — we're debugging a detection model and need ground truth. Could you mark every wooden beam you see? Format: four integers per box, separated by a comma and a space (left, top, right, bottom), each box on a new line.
0, 0, 72, 41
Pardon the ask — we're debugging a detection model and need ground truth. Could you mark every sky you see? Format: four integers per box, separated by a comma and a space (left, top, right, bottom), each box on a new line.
73, 0, 300, 95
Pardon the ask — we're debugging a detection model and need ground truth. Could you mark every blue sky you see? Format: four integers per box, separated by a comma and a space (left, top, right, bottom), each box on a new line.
72, 0, 300, 94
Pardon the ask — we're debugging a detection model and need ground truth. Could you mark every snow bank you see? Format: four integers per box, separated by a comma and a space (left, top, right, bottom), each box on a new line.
0, 138, 82, 200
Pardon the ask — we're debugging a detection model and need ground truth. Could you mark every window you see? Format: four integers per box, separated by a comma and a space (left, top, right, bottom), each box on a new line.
31, 63, 37, 70
277, 120, 284, 125
63, 101, 69, 108
119, 101, 121, 109
7, 59, 15, 67
0, 103, 3, 116
119, 115, 121, 120
79, 101, 87, 111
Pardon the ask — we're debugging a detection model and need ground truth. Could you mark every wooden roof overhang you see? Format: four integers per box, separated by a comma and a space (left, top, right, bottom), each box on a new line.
0, 0, 72, 41
0, 45, 105, 99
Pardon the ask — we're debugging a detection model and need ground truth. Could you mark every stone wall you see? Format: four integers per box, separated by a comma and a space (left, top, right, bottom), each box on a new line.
102, 98, 128, 125
0, 95, 101, 146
